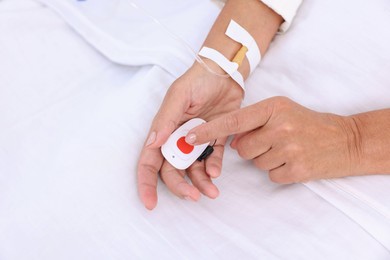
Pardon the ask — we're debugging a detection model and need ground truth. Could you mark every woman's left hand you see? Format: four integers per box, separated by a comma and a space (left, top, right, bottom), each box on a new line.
137, 61, 243, 210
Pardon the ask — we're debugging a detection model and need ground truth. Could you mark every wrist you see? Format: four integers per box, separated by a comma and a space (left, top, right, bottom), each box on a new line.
192, 56, 226, 75
347, 111, 390, 175
190, 58, 244, 98
335, 115, 365, 175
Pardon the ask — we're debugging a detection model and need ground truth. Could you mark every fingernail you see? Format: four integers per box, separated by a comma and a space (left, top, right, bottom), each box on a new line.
145, 131, 156, 147
184, 196, 195, 202
185, 133, 196, 144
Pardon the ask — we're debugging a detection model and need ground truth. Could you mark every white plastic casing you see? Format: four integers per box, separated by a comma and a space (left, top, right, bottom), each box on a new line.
161, 118, 209, 170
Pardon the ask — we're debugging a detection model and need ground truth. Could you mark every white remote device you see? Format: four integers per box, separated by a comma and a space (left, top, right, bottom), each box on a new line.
161, 118, 209, 170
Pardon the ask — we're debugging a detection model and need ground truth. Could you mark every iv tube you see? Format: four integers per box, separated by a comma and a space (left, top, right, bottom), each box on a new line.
124, 0, 229, 78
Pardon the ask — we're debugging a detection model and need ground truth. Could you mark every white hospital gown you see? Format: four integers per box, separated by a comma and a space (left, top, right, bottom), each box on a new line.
215, 0, 303, 32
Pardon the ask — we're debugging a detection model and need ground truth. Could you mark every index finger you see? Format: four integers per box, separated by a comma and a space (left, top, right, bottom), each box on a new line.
186, 99, 273, 145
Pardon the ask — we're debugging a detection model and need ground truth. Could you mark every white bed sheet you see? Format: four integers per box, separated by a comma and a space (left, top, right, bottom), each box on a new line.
0, 0, 389, 259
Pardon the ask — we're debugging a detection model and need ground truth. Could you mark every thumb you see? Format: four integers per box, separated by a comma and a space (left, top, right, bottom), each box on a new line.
145, 86, 189, 148
186, 99, 273, 145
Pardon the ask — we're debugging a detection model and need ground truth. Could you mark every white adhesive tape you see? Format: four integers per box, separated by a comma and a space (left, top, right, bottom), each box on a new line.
225, 20, 261, 74
199, 46, 245, 91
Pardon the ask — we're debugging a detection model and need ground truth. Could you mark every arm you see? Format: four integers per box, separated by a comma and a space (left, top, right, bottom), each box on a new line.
202, 0, 283, 80
350, 109, 390, 175
137, 0, 283, 210
187, 97, 390, 183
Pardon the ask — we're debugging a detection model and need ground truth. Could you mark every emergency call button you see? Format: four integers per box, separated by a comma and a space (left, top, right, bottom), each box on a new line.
176, 136, 194, 154
161, 118, 209, 170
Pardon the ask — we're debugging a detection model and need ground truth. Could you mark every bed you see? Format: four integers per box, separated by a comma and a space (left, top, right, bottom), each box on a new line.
0, 0, 389, 259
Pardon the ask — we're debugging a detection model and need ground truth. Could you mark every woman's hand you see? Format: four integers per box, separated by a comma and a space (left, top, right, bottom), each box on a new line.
137, 0, 284, 210
137, 62, 243, 210
187, 97, 365, 184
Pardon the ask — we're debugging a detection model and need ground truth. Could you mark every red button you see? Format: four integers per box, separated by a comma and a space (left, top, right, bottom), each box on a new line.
177, 136, 194, 154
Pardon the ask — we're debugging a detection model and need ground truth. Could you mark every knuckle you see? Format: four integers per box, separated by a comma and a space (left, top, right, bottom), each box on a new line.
206, 126, 217, 141
288, 171, 301, 183
290, 163, 311, 183
271, 96, 293, 109
196, 126, 212, 142
166, 119, 178, 132
279, 121, 295, 136
284, 143, 302, 158
161, 169, 184, 186
223, 114, 241, 133
236, 142, 251, 159
140, 163, 160, 177
188, 164, 204, 173
153, 116, 177, 133
253, 158, 266, 170
269, 166, 296, 184
168, 81, 182, 92
271, 120, 293, 137
269, 172, 286, 184
236, 146, 246, 159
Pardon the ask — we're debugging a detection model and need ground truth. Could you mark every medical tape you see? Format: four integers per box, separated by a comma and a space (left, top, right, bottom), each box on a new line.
198, 46, 245, 91
225, 20, 261, 74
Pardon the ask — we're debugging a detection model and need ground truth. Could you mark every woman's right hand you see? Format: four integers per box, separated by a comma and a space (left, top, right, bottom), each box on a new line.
186, 97, 367, 184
